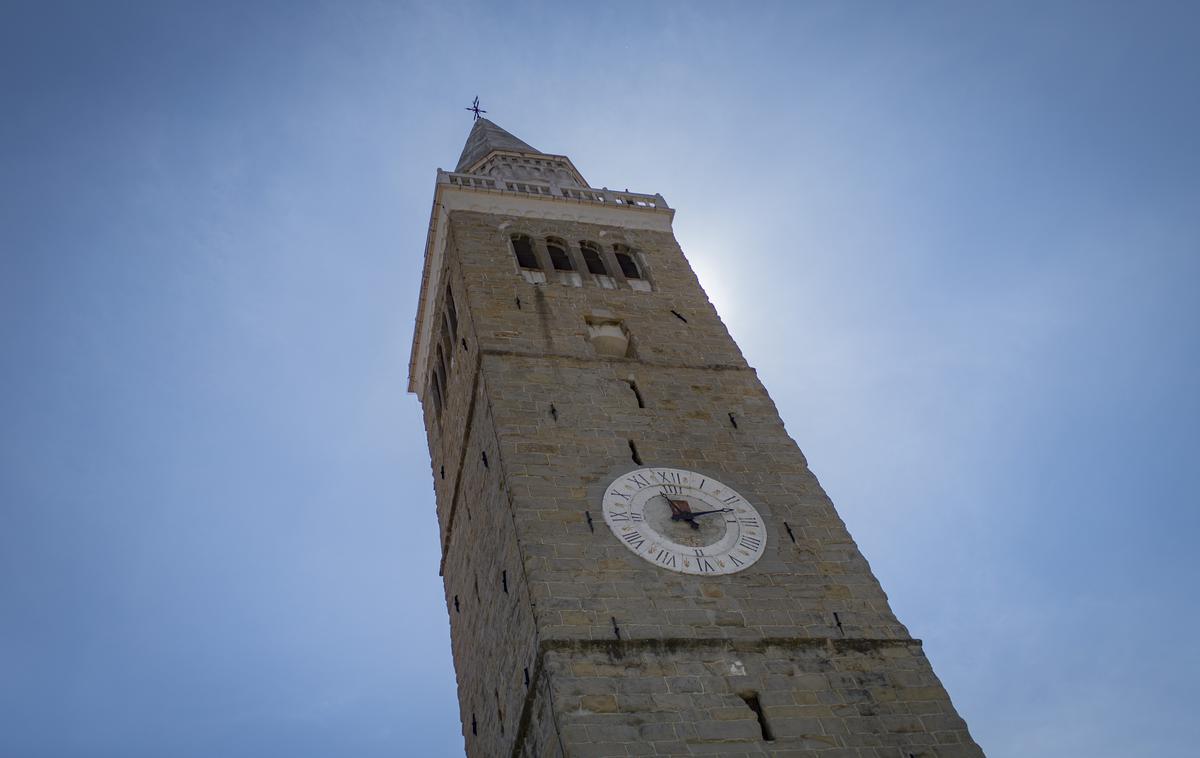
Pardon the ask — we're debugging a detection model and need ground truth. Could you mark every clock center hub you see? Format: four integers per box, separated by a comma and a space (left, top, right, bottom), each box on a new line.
643, 496, 728, 548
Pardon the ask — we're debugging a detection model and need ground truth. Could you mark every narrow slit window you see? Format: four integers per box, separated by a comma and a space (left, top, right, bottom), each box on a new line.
495, 689, 505, 735
739, 692, 774, 741
547, 238, 573, 271
511, 234, 539, 269
626, 380, 645, 408
628, 440, 642, 465
580, 241, 608, 275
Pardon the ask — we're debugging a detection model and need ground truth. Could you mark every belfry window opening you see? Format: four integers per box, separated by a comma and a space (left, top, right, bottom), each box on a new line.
432, 344, 449, 420
547, 237, 582, 286
511, 234, 539, 269
546, 238, 573, 271
512, 233, 547, 284
580, 241, 607, 275
614, 245, 641, 278
440, 315, 454, 368
429, 374, 443, 418
445, 285, 458, 337
580, 240, 616, 289
614, 244, 651, 291
504, 233, 651, 291
435, 346, 448, 395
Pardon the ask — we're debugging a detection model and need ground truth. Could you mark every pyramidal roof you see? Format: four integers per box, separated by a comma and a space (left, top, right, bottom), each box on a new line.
455, 118, 542, 172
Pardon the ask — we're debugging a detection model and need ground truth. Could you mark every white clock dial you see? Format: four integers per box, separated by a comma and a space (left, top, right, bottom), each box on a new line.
601, 467, 766, 575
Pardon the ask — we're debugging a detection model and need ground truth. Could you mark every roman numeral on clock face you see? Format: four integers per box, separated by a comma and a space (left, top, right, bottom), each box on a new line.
655, 470, 682, 485
626, 473, 652, 488
655, 551, 677, 567
621, 531, 646, 550
738, 535, 762, 551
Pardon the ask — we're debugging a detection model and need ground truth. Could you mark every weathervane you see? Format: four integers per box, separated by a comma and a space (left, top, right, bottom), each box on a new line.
465, 96, 486, 121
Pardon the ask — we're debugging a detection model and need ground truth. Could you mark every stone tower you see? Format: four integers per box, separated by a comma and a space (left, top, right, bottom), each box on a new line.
408, 117, 984, 757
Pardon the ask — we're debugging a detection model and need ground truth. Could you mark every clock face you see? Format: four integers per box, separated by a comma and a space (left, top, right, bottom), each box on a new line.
601, 467, 766, 575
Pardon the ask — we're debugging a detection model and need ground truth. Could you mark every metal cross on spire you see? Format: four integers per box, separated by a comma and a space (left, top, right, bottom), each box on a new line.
465, 96, 486, 121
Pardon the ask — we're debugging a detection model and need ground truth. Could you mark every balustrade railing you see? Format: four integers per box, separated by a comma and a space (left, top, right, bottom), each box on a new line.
504, 180, 553, 196
606, 190, 662, 208
445, 173, 497, 190
440, 170, 668, 210
560, 187, 606, 202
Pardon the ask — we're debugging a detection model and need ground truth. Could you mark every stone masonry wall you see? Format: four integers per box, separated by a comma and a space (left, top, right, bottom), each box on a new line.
484, 356, 909, 643
421, 234, 543, 757
543, 639, 978, 757
417, 208, 983, 756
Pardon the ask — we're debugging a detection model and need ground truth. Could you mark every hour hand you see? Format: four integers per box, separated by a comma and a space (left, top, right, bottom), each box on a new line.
666, 497, 701, 530
666, 497, 691, 518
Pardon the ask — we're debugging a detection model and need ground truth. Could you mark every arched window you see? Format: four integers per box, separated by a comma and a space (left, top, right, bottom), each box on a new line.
546, 238, 573, 271
613, 245, 642, 279
613, 244, 651, 291
511, 234, 539, 269
579, 241, 608, 276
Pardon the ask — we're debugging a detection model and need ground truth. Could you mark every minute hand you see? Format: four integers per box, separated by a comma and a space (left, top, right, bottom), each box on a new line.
685, 508, 734, 518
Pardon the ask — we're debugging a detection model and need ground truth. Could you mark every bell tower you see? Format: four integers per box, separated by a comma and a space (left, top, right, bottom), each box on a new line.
409, 116, 984, 757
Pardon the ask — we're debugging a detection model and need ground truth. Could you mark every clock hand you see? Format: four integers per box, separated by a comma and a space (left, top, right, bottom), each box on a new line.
662, 495, 702, 530
683, 508, 735, 518
665, 495, 691, 519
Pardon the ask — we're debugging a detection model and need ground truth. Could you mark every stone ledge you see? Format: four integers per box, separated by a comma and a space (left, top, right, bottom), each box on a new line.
480, 347, 754, 373
541, 635, 922, 657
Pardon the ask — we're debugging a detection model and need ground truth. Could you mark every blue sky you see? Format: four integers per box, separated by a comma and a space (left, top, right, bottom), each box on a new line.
2, 2, 1197, 756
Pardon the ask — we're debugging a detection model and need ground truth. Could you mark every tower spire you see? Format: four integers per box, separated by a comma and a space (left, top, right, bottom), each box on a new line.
454, 117, 543, 173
